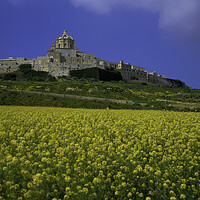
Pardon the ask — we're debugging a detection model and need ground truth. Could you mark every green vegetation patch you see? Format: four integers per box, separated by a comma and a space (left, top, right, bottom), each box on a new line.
0, 64, 56, 81
0, 79, 200, 111
70, 67, 122, 82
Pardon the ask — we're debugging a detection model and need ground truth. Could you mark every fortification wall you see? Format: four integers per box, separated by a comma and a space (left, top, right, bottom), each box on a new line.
147, 74, 189, 88
148, 74, 171, 87
0, 57, 35, 74
116, 68, 147, 82
0, 60, 19, 73
33, 61, 102, 77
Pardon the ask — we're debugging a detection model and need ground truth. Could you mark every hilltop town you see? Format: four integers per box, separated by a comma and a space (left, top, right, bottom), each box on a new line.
0, 30, 188, 88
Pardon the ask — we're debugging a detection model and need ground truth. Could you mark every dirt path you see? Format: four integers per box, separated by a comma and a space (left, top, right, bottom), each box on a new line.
156, 98, 200, 110
8, 89, 135, 105
4, 89, 200, 110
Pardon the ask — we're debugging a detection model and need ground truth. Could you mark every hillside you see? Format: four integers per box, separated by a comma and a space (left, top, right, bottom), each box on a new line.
0, 79, 199, 111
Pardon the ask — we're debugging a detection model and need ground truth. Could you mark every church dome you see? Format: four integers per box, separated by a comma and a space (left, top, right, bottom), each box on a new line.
56, 30, 76, 49
57, 30, 74, 41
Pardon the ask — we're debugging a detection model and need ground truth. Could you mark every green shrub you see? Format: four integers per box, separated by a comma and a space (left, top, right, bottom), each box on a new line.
70, 67, 122, 81
0, 64, 56, 81
0, 73, 17, 80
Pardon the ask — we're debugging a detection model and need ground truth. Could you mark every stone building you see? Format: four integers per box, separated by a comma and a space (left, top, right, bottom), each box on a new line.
0, 29, 189, 88
0, 57, 34, 74
33, 30, 111, 77
116, 61, 147, 81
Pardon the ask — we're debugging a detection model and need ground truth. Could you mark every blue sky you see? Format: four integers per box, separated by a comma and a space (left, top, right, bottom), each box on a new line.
0, 0, 200, 88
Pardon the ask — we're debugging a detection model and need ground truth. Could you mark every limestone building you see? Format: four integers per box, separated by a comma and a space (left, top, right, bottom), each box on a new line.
0, 29, 189, 88
33, 30, 114, 77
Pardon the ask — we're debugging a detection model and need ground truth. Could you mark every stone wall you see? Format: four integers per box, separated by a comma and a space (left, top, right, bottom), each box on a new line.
148, 73, 189, 88
116, 61, 147, 81
0, 56, 189, 88
0, 60, 18, 73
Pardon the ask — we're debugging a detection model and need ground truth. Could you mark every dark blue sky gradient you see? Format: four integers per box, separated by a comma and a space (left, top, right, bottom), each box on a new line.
0, 0, 199, 88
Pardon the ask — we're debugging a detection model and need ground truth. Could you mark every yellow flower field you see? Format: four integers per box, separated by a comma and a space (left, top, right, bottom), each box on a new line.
0, 106, 199, 200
